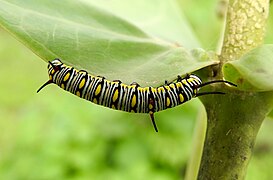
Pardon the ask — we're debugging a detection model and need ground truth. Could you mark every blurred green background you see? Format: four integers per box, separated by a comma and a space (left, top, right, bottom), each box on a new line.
0, 0, 273, 179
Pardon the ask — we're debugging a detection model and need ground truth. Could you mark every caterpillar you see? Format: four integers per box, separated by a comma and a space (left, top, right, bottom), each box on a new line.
37, 58, 236, 132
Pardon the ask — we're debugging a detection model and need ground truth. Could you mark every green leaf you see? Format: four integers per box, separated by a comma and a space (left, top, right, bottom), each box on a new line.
85, 0, 200, 49
0, 0, 215, 86
223, 44, 273, 91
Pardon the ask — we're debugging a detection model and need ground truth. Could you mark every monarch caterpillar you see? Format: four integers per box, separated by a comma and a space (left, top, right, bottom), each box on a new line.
37, 58, 236, 132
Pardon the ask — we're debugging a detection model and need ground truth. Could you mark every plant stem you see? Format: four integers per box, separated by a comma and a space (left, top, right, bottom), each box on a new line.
197, 0, 270, 179
221, 0, 269, 62
198, 91, 273, 179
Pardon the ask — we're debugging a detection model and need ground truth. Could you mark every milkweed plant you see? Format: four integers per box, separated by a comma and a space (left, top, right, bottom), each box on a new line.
0, 0, 272, 179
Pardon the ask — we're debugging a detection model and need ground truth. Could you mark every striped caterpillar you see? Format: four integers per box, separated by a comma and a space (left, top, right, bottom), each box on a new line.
37, 58, 236, 132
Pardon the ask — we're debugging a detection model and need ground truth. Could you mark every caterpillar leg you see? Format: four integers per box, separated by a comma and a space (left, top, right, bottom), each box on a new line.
79, 70, 88, 74
113, 80, 122, 83
149, 112, 158, 132
96, 75, 105, 79
130, 82, 140, 87
177, 75, 182, 81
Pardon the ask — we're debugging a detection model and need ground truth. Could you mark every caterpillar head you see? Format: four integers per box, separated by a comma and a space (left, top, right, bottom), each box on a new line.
47, 59, 63, 78
48, 58, 63, 70
181, 74, 237, 97
37, 58, 63, 93
182, 74, 202, 96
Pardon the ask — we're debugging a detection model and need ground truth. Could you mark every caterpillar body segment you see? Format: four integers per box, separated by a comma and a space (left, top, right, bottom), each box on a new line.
38, 59, 236, 132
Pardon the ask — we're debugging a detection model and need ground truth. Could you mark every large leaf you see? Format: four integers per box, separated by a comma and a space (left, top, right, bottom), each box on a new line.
223, 45, 273, 91
84, 0, 200, 49
0, 0, 216, 86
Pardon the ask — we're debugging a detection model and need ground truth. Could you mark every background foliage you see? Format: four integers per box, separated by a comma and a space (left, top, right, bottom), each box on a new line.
0, 0, 273, 179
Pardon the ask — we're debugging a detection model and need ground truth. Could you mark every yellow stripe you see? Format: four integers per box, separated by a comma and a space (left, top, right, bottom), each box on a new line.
144, 87, 149, 91
131, 94, 136, 107
166, 97, 170, 106
169, 84, 175, 89
121, 84, 126, 88
64, 73, 70, 82
95, 84, 101, 96
179, 94, 184, 103
165, 86, 171, 91
112, 89, 119, 102
149, 103, 153, 110
79, 78, 85, 89
158, 87, 164, 93
176, 82, 182, 88
76, 91, 81, 97
187, 78, 194, 83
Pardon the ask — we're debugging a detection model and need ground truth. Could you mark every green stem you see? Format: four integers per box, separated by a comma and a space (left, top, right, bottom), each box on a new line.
197, 0, 270, 179
221, 0, 269, 62
198, 90, 272, 179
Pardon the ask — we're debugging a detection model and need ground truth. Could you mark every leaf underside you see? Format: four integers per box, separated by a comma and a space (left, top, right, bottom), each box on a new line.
0, 0, 217, 86
84, 0, 201, 49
